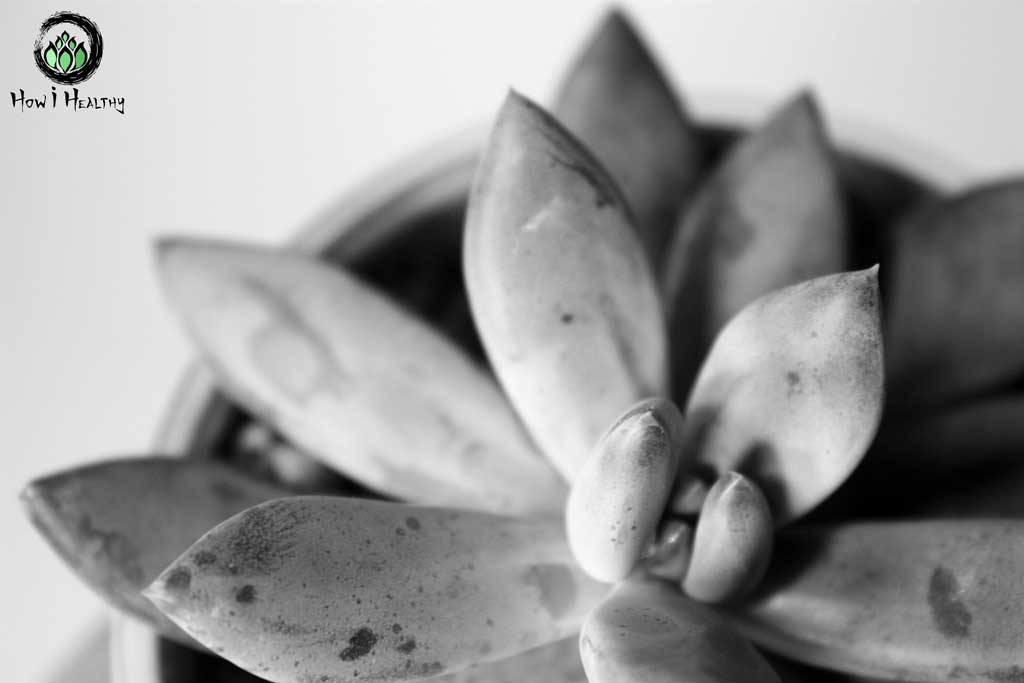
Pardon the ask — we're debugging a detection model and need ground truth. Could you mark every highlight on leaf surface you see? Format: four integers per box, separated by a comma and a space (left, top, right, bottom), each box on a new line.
731, 521, 1024, 682
464, 90, 668, 482
553, 8, 702, 270
580, 576, 781, 683
680, 267, 884, 523
683, 472, 773, 604
156, 238, 566, 516
20, 456, 290, 645
663, 92, 847, 398
566, 398, 685, 583
885, 179, 1024, 411
144, 496, 606, 683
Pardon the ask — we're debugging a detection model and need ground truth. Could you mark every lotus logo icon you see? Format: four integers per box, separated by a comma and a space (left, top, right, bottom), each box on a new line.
34, 12, 103, 84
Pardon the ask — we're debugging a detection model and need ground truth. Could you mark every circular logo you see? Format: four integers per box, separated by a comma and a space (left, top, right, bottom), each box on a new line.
34, 12, 103, 84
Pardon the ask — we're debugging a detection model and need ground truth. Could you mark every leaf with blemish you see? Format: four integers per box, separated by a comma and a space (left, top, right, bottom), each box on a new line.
567, 398, 685, 583
464, 91, 667, 481
663, 93, 847, 398
144, 497, 606, 683
156, 238, 566, 515
885, 180, 1024, 411
681, 268, 883, 523
580, 576, 780, 683
553, 9, 702, 270
20, 456, 290, 646
730, 521, 1024, 682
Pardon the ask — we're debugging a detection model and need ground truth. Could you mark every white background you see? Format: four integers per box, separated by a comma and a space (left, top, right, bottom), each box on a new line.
2, 1, 1024, 681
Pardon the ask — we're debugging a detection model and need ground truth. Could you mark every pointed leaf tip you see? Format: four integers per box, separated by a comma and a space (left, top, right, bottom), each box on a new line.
555, 7, 700, 270
663, 90, 846, 400
681, 268, 883, 523
21, 457, 291, 646
466, 93, 667, 481
146, 496, 605, 683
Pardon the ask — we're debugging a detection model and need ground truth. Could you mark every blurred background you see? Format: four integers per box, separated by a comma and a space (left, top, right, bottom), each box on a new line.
2, 1, 1024, 680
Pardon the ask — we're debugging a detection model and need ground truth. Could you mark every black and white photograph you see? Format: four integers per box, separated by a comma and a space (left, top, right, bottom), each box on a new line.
4, 2, 1024, 682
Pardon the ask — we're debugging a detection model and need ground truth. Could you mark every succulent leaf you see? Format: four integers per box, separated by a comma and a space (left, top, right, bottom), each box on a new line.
19, 456, 290, 646
731, 521, 1024, 682
681, 268, 884, 523
663, 93, 847, 399
74, 44, 87, 70
155, 238, 566, 516
144, 496, 606, 683
553, 9, 702, 271
464, 91, 668, 481
683, 472, 773, 603
885, 180, 1024, 411
580, 576, 781, 683
566, 398, 685, 583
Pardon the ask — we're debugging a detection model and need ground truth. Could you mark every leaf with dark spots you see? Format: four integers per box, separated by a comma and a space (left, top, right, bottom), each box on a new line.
19, 456, 290, 646
339, 628, 378, 661
144, 497, 606, 682
928, 566, 972, 639
731, 521, 1024, 681
165, 567, 192, 591
235, 584, 257, 604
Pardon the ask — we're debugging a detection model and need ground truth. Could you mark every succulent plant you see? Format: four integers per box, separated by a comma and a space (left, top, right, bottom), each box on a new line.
43, 30, 88, 73
22, 8, 1024, 683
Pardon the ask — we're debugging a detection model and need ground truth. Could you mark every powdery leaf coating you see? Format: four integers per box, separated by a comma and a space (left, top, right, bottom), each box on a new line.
464, 91, 668, 482
566, 398, 685, 583
20, 456, 290, 645
580, 577, 781, 683
156, 239, 566, 516
683, 472, 774, 603
731, 521, 1024, 682
885, 180, 1024, 411
663, 93, 847, 398
144, 496, 606, 683
682, 268, 883, 523
553, 9, 702, 271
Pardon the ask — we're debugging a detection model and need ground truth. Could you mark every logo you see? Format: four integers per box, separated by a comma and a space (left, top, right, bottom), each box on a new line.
33, 12, 103, 84
10, 12, 123, 115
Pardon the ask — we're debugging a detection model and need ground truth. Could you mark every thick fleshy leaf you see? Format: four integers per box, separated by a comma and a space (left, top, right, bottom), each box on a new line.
464, 91, 667, 481
681, 268, 883, 522
885, 180, 1024, 411
144, 497, 606, 683
683, 472, 773, 603
566, 398, 684, 583
580, 576, 781, 683
663, 93, 847, 398
553, 9, 702, 270
731, 521, 1024, 682
20, 456, 290, 644
156, 238, 566, 515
